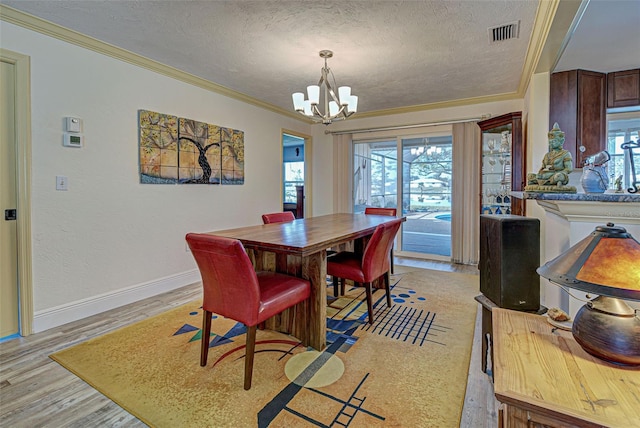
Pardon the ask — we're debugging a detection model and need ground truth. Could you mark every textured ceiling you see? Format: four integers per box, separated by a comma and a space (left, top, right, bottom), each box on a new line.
1, 0, 538, 114
2, 1, 638, 117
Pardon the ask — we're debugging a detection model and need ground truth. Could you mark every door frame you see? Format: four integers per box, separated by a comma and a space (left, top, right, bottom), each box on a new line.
1, 48, 33, 336
282, 129, 312, 217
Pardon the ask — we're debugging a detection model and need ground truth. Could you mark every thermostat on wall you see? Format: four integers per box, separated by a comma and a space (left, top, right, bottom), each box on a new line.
63, 132, 83, 148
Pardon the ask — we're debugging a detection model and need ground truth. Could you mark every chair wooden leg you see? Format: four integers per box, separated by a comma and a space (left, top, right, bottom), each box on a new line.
340, 278, 346, 295
384, 272, 392, 307
244, 325, 257, 390
333, 276, 340, 297
390, 248, 394, 274
200, 310, 212, 367
364, 282, 374, 324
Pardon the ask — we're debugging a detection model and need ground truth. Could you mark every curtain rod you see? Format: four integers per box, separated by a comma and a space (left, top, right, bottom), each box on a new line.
325, 115, 490, 135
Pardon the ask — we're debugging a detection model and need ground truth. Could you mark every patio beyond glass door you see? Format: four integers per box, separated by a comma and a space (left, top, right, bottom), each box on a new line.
353, 135, 452, 259
353, 140, 397, 213
401, 137, 452, 258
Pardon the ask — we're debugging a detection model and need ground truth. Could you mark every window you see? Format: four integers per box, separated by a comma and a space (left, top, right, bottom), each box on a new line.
354, 141, 397, 211
283, 133, 305, 204
607, 112, 640, 191
284, 161, 304, 203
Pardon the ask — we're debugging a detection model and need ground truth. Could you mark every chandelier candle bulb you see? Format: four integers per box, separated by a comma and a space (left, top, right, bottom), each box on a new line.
303, 100, 312, 116
347, 95, 358, 113
292, 92, 305, 111
338, 86, 351, 105
329, 101, 339, 116
307, 85, 320, 105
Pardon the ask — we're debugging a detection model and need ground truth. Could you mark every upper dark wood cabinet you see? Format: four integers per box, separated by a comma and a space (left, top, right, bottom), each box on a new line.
478, 112, 525, 216
607, 69, 640, 108
549, 69, 606, 167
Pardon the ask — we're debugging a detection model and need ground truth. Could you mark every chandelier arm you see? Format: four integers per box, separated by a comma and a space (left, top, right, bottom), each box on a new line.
329, 105, 347, 119
327, 68, 343, 105
315, 68, 326, 94
311, 104, 322, 117
321, 67, 331, 121
324, 74, 341, 105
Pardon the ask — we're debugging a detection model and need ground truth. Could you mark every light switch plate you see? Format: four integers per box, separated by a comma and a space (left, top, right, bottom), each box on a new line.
56, 176, 68, 191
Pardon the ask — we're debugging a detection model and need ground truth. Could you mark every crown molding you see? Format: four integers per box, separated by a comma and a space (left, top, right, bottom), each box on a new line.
519, 0, 560, 94
352, 91, 521, 119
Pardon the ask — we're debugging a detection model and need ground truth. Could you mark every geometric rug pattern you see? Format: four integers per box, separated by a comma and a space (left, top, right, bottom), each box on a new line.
50, 267, 479, 427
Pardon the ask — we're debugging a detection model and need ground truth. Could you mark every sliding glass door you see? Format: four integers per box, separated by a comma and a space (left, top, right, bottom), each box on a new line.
353, 132, 453, 260
353, 140, 397, 213
401, 136, 452, 258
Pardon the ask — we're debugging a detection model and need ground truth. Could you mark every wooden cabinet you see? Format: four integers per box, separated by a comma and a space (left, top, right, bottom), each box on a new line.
549, 69, 606, 167
608, 68, 640, 108
478, 112, 525, 216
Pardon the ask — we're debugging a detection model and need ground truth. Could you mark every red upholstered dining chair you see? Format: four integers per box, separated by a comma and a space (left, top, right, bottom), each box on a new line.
327, 218, 402, 324
185, 233, 310, 390
261, 211, 295, 224
364, 207, 398, 274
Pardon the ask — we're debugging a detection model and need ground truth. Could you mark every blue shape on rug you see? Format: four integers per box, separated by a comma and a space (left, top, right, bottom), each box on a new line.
173, 324, 199, 336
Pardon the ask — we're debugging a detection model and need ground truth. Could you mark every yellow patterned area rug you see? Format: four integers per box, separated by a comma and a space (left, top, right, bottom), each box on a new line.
50, 267, 478, 427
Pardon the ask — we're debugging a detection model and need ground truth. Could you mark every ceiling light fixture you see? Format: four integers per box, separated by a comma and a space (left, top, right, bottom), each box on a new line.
292, 50, 358, 125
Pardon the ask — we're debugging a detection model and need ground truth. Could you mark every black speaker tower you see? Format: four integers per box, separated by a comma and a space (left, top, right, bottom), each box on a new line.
479, 215, 540, 311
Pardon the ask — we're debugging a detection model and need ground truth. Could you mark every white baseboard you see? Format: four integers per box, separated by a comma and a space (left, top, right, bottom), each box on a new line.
33, 269, 201, 333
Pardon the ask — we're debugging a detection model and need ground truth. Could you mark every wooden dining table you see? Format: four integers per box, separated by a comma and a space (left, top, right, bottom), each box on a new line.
206, 213, 402, 350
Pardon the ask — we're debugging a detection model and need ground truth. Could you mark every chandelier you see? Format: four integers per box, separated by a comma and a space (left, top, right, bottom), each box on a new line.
292, 50, 358, 125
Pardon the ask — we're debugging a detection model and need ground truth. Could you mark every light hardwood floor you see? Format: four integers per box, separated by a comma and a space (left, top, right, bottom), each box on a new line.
0, 257, 497, 427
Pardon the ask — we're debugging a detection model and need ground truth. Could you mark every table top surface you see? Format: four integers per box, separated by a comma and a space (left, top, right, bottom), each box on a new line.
207, 213, 401, 256
492, 308, 640, 428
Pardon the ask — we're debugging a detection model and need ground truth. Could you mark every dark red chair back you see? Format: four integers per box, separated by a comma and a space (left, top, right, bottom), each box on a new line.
364, 207, 398, 274
364, 207, 397, 217
362, 219, 402, 282
186, 234, 262, 326
262, 211, 295, 224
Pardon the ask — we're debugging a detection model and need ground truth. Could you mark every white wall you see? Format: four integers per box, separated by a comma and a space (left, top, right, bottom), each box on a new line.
1, 22, 312, 331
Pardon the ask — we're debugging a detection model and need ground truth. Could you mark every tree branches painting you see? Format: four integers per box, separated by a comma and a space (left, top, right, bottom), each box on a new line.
139, 110, 244, 184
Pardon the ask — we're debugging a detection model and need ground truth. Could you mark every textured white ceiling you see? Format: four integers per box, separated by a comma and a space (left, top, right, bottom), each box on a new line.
2, 0, 638, 116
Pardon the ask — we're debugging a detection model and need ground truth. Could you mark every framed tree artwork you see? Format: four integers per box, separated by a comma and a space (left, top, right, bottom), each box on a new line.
139, 109, 244, 185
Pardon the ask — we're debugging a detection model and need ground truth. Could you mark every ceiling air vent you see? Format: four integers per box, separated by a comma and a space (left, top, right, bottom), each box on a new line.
488, 21, 520, 44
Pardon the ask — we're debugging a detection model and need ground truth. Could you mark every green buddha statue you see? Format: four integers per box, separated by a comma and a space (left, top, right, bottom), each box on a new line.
525, 123, 577, 193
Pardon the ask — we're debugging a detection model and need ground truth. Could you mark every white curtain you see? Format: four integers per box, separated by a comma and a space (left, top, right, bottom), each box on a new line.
333, 133, 353, 213
451, 122, 480, 264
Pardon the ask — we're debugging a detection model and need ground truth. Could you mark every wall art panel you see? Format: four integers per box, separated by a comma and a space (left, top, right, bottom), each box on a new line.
139, 109, 244, 185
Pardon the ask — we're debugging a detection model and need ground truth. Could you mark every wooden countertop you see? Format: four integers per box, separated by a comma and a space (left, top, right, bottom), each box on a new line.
492, 308, 640, 427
